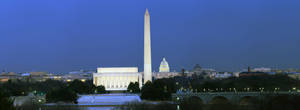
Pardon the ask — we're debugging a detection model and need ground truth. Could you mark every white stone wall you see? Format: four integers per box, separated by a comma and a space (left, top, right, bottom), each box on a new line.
93, 72, 142, 91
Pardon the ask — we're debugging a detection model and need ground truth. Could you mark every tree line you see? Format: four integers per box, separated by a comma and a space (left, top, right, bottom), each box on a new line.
139, 74, 300, 101
0, 79, 106, 107
115, 94, 300, 110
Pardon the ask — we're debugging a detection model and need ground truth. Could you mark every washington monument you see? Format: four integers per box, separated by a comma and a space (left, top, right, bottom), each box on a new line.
144, 8, 152, 83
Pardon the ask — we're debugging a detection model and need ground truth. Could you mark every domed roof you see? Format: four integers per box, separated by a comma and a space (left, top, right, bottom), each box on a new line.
159, 57, 170, 72
193, 64, 202, 72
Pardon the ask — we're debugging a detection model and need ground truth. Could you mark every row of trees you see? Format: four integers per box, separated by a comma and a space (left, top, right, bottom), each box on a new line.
0, 79, 107, 104
0, 88, 14, 110
140, 79, 177, 100
44, 79, 107, 103
116, 94, 300, 110
126, 79, 177, 101
127, 82, 140, 93
138, 74, 300, 101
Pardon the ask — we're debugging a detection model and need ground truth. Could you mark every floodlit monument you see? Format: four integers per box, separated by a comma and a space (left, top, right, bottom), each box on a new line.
144, 8, 152, 83
154, 57, 181, 79
93, 67, 142, 91
159, 57, 170, 72
93, 9, 153, 91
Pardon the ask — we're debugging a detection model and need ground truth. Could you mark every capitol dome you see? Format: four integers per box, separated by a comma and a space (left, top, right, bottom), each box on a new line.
193, 64, 202, 73
159, 57, 170, 72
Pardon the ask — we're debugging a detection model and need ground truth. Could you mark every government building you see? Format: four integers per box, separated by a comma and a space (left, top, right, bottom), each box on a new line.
153, 57, 181, 79
93, 67, 142, 91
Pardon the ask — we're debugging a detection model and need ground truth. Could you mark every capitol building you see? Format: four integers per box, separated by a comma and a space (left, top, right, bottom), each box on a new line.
159, 57, 170, 72
153, 57, 181, 79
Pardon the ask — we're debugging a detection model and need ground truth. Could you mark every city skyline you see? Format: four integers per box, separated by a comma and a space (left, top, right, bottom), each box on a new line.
1, 0, 300, 72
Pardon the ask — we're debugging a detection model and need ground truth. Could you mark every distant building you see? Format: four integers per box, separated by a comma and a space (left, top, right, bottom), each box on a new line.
233, 72, 240, 77
0, 70, 94, 83
0, 71, 19, 82
159, 57, 170, 72
17, 72, 49, 82
202, 68, 217, 75
238, 67, 274, 76
252, 67, 271, 73
69, 69, 94, 75
48, 74, 63, 81
193, 64, 202, 75
153, 72, 181, 79
288, 73, 300, 80
209, 72, 233, 79
60, 70, 94, 82
62, 73, 91, 82
172, 64, 202, 77
30, 72, 49, 82
30, 72, 48, 77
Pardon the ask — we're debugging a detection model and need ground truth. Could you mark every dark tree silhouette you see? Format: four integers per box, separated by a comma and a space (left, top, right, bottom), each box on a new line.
95, 85, 106, 94
127, 82, 140, 93
68, 79, 96, 94
46, 87, 78, 103
0, 89, 14, 110
180, 96, 203, 110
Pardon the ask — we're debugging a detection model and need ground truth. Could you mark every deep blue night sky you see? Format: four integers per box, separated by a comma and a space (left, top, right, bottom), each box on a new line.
0, 0, 300, 73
